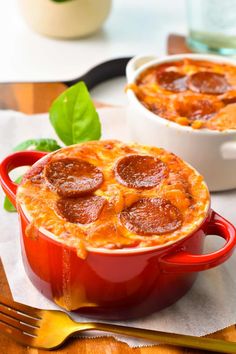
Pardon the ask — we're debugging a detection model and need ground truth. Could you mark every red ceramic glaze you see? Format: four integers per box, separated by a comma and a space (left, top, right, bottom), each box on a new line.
1, 150, 236, 320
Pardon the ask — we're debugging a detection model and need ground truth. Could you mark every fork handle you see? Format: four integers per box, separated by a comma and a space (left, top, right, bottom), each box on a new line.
82, 323, 236, 353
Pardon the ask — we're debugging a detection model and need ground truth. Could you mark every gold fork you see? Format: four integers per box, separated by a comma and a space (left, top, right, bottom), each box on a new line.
0, 295, 236, 352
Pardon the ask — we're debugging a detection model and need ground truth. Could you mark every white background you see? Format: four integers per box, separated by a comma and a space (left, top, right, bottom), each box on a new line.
0, 0, 187, 104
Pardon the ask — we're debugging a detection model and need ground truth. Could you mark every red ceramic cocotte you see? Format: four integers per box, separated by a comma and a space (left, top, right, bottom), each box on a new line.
1, 150, 236, 320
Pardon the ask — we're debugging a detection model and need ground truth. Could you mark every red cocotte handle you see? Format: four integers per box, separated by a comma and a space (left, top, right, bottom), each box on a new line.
0, 151, 47, 208
161, 210, 236, 273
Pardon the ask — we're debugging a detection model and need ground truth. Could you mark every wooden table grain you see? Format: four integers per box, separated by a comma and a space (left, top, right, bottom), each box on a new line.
1, 36, 236, 352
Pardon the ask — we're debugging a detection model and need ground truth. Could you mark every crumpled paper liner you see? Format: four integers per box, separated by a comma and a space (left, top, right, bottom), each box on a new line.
0, 108, 236, 347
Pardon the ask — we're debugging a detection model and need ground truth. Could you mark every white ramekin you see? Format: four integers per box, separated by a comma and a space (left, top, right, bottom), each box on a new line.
126, 53, 236, 192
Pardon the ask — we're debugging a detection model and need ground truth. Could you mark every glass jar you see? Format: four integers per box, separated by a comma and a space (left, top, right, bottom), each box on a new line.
186, 0, 236, 55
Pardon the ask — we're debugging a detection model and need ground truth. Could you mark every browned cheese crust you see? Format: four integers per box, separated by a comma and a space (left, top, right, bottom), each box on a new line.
17, 140, 209, 258
129, 59, 236, 130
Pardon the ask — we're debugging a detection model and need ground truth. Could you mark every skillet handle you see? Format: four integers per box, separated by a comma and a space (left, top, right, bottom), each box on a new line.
65, 57, 133, 90
161, 210, 236, 273
0, 151, 47, 208
126, 54, 157, 82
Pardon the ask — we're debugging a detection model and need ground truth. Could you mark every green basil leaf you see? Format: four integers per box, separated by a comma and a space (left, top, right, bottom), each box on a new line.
3, 176, 22, 212
49, 82, 101, 145
4, 139, 61, 212
13, 138, 61, 152
51, 0, 73, 2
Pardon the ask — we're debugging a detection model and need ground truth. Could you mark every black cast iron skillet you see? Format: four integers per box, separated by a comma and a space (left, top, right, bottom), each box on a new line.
0, 56, 132, 113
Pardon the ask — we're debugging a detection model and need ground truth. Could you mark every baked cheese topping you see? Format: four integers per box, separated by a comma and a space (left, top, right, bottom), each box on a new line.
17, 140, 209, 258
129, 59, 236, 130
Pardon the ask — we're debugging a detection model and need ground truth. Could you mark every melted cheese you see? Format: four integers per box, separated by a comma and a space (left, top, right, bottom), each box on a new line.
17, 140, 209, 258
130, 59, 236, 131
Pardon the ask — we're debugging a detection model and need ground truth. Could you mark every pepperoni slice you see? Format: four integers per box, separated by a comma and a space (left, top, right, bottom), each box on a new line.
221, 96, 236, 105
120, 198, 182, 236
23, 156, 50, 185
45, 158, 103, 197
114, 155, 167, 189
156, 71, 187, 92
57, 196, 106, 224
187, 72, 229, 95
176, 98, 218, 121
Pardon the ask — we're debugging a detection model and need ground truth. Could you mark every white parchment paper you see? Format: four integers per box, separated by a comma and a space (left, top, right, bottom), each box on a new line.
0, 108, 236, 348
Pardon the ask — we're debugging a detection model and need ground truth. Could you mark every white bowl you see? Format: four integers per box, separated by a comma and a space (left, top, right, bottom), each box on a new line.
126, 53, 236, 192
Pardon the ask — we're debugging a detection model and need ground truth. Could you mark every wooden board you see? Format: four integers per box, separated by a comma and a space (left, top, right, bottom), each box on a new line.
0, 33, 236, 352
167, 34, 192, 55
0, 35, 189, 115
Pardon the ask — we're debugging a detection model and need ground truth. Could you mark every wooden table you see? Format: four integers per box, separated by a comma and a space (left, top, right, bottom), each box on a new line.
1, 34, 236, 353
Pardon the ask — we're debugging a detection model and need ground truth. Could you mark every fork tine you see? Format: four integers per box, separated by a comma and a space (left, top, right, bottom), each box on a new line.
0, 318, 34, 347
0, 295, 42, 319
0, 311, 37, 336
0, 303, 39, 327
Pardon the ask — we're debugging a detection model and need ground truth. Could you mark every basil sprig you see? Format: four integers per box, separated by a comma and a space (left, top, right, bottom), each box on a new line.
49, 82, 101, 145
13, 138, 61, 153
4, 176, 22, 212
51, 0, 73, 2
4, 139, 61, 211
4, 81, 101, 212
